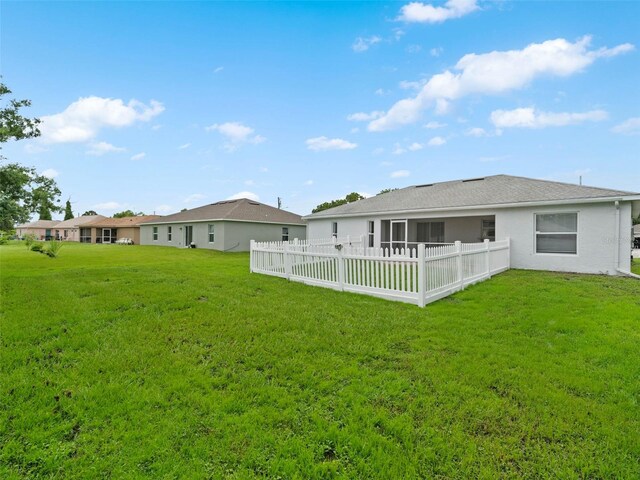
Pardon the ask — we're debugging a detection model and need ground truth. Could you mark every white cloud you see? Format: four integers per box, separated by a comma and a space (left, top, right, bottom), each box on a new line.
131, 152, 146, 161
350, 127, 360, 133
399, 80, 424, 90
304, 180, 314, 186
611, 117, 640, 136
406, 44, 422, 53
398, 0, 479, 24
466, 127, 489, 137
92, 201, 125, 211
179, 143, 191, 150
392, 143, 407, 155
391, 170, 410, 178
428, 136, 447, 146
151, 124, 162, 131
352, 35, 382, 53
41, 168, 59, 179
259, 167, 269, 173
25, 143, 48, 154
40, 96, 164, 143
408, 142, 424, 151
347, 111, 384, 122
228, 191, 259, 201
306, 136, 357, 151
206, 122, 266, 152
369, 36, 633, 131
86, 141, 126, 156
155, 205, 174, 214
379, 160, 393, 166
424, 121, 447, 129
430, 47, 443, 57
490, 107, 608, 128
372, 147, 385, 156
375, 88, 390, 96
214, 66, 224, 73
184, 193, 206, 204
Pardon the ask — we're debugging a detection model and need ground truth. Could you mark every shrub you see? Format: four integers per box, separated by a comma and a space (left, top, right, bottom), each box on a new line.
46, 239, 63, 258
30, 243, 44, 252
24, 233, 37, 249
0, 230, 10, 245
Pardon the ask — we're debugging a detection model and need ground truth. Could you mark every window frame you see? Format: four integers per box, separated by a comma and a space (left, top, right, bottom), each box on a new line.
367, 220, 374, 248
534, 212, 578, 255
282, 227, 289, 242
167, 226, 172, 242
152, 226, 158, 241
208, 224, 215, 243
331, 222, 338, 238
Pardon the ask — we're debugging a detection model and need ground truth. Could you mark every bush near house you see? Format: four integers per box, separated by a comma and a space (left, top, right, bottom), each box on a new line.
1, 243, 639, 478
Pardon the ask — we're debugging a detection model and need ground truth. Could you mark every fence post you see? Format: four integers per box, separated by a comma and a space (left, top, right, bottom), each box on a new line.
417, 243, 426, 307
484, 239, 491, 278
337, 246, 345, 291
284, 241, 291, 280
456, 240, 463, 290
250, 240, 255, 273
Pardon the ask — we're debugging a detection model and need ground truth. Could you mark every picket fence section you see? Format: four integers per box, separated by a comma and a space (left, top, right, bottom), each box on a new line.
250, 237, 510, 307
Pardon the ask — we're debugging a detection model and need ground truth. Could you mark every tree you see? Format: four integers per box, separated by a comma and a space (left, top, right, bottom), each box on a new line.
633, 214, 640, 226
64, 199, 74, 220
0, 82, 61, 229
377, 188, 398, 195
113, 209, 145, 218
82, 210, 98, 216
312, 192, 364, 214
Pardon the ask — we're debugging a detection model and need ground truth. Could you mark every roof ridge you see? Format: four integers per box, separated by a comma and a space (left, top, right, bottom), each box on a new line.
497, 174, 636, 195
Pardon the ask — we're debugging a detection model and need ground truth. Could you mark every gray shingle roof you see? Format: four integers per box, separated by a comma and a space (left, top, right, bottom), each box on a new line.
16, 220, 61, 229
306, 175, 638, 219
141, 198, 304, 225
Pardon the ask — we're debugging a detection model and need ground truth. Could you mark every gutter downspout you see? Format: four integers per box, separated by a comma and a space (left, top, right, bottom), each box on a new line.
614, 200, 640, 279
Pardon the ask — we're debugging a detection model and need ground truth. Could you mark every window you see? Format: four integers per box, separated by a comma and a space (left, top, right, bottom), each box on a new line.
282, 227, 289, 241
80, 228, 92, 243
368, 221, 374, 247
208, 224, 215, 243
332, 222, 338, 238
167, 226, 172, 242
64, 229, 68, 239
152, 226, 158, 241
535, 213, 577, 254
481, 219, 495, 241
417, 222, 445, 243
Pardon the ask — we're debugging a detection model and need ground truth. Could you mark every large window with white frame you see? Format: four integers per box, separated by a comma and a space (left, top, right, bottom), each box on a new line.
152, 226, 158, 241
368, 221, 374, 247
535, 212, 577, 254
208, 224, 215, 243
167, 226, 172, 242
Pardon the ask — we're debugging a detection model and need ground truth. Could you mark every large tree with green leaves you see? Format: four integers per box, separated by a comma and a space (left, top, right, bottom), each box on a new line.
0, 82, 62, 230
113, 209, 145, 218
64, 199, 74, 220
312, 192, 364, 214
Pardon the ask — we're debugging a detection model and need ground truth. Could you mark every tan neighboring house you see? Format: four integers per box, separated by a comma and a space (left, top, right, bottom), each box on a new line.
54, 215, 106, 242
15, 220, 62, 240
139, 198, 306, 251
83, 215, 161, 244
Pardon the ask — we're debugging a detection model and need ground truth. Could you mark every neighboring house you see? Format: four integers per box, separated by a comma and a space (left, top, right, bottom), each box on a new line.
15, 220, 62, 240
140, 198, 306, 251
54, 215, 106, 242
83, 215, 161, 244
304, 174, 640, 276
634, 224, 640, 249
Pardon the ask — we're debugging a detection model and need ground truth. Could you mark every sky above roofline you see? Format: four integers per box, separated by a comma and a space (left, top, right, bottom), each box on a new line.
2, 1, 639, 218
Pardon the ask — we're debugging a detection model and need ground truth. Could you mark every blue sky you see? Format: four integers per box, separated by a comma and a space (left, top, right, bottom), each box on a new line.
2, 0, 639, 217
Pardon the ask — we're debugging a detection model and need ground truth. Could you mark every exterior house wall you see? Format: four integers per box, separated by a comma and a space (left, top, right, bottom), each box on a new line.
141, 221, 306, 251
496, 202, 630, 275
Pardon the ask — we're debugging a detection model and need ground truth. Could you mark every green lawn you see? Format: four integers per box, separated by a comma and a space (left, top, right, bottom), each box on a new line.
1, 243, 639, 479
632, 256, 640, 275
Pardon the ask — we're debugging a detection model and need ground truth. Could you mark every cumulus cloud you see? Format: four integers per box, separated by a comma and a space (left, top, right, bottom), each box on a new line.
352, 36, 382, 53
408, 142, 424, 151
347, 111, 384, 122
392, 144, 407, 155
227, 191, 259, 201
86, 141, 126, 156
40, 96, 164, 143
130, 152, 146, 161
184, 193, 206, 204
490, 107, 608, 128
430, 47, 443, 57
424, 121, 447, 129
178, 143, 191, 150
368, 36, 633, 132
611, 117, 640, 135
206, 122, 266, 152
428, 136, 447, 146
41, 168, 59, 179
466, 127, 489, 137
306, 136, 357, 151
391, 170, 411, 178
397, 0, 479, 24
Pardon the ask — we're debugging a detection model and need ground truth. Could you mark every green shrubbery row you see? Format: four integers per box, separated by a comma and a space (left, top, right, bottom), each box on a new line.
23, 233, 63, 258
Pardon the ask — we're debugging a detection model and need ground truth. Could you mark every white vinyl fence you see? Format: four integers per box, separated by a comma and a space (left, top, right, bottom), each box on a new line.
250, 236, 510, 307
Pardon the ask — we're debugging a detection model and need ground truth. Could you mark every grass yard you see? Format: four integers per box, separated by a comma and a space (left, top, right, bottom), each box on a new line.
1, 243, 639, 479
632, 256, 640, 275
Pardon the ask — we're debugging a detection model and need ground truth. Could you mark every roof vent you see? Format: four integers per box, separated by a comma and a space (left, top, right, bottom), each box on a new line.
462, 177, 485, 183
416, 183, 433, 188
249, 201, 259, 205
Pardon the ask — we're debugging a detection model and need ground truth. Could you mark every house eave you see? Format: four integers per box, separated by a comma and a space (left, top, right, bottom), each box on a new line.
303, 195, 640, 220
140, 218, 306, 227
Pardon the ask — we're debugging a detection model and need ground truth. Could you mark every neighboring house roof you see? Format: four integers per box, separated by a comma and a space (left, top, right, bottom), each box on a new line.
55, 215, 106, 229
15, 220, 61, 229
305, 174, 640, 219
86, 215, 162, 228
140, 198, 305, 225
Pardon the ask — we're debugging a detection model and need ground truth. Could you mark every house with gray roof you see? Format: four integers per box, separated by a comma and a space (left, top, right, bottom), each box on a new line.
304, 174, 640, 275
15, 220, 62, 240
54, 215, 106, 242
139, 198, 306, 252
